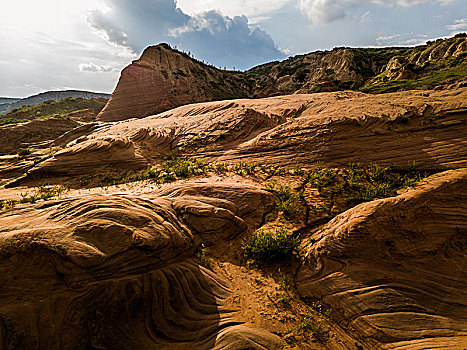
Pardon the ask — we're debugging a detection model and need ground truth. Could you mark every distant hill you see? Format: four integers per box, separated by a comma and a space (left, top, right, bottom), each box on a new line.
0, 97, 108, 127
98, 33, 467, 122
0, 97, 20, 104
0, 90, 111, 116
245, 33, 467, 95
0, 96, 109, 154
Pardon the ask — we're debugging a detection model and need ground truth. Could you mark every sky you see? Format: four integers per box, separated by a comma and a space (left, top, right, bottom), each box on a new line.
0, 0, 466, 97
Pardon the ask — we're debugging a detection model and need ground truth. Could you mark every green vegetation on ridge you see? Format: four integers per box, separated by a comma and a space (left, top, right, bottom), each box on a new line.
242, 34, 466, 95
0, 97, 107, 126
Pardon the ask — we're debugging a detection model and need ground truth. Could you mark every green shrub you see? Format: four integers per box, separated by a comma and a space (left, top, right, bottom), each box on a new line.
195, 246, 212, 270
233, 161, 247, 175
306, 165, 336, 194
20, 184, 68, 204
18, 149, 32, 156
134, 156, 209, 184
344, 162, 432, 204
367, 163, 390, 182
0, 199, 17, 210
264, 181, 300, 215
295, 310, 329, 341
213, 162, 229, 175
242, 226, 300, 264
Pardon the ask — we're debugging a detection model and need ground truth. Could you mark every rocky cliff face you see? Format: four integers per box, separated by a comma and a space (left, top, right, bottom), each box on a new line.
245, 47, 399, 95
362, 34, 467, 92
98, 35, 466, 122
297, 168, 467, 349
97, 44, 249, 122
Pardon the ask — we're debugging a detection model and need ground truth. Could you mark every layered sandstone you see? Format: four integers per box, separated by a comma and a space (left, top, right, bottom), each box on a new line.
0, 182, 285, 349
98, 35, 466, 122
97, 44, 249, 122
10, 87, 466, 186
296, 169, 467, 348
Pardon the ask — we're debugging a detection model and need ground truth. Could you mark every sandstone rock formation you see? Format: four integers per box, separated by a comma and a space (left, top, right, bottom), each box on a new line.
0, 182, 285, 349
1, 41, 466, 348
0, 117, 78, 155
97, 44, 249, 122
11, 87, 466, 186
296, 169, 467, 349
98, 35, 466, 122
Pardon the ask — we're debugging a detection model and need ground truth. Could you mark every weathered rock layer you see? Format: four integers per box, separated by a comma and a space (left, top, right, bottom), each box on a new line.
296, 169, 467, 349
98, 44, 249, 122
98, 35, 466, 122
12, 88, 466, 185
0, 183, 283, 349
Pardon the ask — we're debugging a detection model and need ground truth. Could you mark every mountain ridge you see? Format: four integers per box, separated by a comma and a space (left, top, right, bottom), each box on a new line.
0, 89, 111, 116
98, 33, 467, 122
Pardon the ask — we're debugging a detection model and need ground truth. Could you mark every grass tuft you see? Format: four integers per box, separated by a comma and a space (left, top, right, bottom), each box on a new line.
242, 226, 300, 265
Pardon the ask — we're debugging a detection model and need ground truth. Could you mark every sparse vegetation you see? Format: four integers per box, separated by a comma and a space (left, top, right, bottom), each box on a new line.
361, 45, 467, 94
305, 164, 336, 194
294, 310, 330, 341
264, 180, 301, 216
1, 184, 68, 210
195, 245, 212, 270
18, 148, 32, 156
242, 226, 300, 265
345, 162, 432, 204
0, 97, 107, 126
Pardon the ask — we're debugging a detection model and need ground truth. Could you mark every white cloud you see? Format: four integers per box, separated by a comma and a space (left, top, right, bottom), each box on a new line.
88, 0, 285, 70
298, 0, 460, 24
169, 10, 227, 37
0, 10, 133, 97
175, 0, 291, 23
376, 34, 401, 45
447, 18, 467, 33
79, 62, 118, 72
376, 32, 431, 46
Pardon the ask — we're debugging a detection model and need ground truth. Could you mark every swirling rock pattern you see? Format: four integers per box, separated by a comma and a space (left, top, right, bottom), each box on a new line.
0, 183, 284, 349
10, 87, 467, 186
296, 169, 467, 349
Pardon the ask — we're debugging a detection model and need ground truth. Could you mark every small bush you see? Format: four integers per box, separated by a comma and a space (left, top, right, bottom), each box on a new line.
134, 156, 209, 184
264, 180, 300, 215
243, 163, 258, 175
233, 161, 247, 175
195, 246, 212, 270
213, 162, 229, 175
242, 226, 300, 264
306, 165, 336, 194
367, 163, 390, 182
18, 149, 32, 156
295, 310, 329, 341
0, 199, 17, 211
